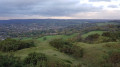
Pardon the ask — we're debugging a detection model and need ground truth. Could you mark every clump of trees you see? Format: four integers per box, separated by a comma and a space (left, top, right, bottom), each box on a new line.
102, 32, 120, 42
49, 39, 73, 50
72, 31, 120, 44
85, 34, 100, 43
71, 33, 101, 44
0, 54, 23, 67
0, 38, 35, 52
49, 39, 84, 58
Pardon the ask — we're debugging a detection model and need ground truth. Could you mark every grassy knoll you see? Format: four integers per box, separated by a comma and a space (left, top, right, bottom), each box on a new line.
75, 42, 120, 67
82, 31, 105, 38
1, 33, 120, 67
5, 33, 79, 65
37, 33, 78, 41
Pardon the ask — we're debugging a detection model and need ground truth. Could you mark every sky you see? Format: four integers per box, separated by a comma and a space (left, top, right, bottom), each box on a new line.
0, 0, 120, 20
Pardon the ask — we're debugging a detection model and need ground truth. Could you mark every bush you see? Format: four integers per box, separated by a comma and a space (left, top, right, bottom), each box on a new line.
50, 39, 84, 58
24, 52, 47, 65
0, 54, 23, 67
24, 52, 72, 67
102, 32, 111, 37
49, 39, 73, 49
108, 52, 120, 64
49, 39, 73, 54
85, 34, 100, 43
74, 35, 83, 42
47, 61, 71, 67
43, 37, 47, 41
102, 51, 120, 67
72, 45, 84, 58
102, 32, 120, 42
104, 43, 120, 49
60, 45, 73, 54
0, 38, 35, 52
68, 35, 83, 43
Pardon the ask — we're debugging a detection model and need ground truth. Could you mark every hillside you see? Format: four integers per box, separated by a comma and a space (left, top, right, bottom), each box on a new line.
0, 20, 120, 67
0, 31, 120, 67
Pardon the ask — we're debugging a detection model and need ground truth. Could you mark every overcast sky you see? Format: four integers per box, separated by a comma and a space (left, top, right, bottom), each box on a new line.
0, 0, 120, 20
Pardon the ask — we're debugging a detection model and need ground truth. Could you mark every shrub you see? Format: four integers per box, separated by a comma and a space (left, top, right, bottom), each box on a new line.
72, 45, 84, 58
68, 35, 83, 43
104, 43, 120, 49
63, 59, 72, 64
102, 51, 120, 67
102, 32, 120, 42
108, 52, 120, 64
60, 45, 73, 54
43, 37, 47, 41
50, 39, 84, 58
24, 52, 47, 65
102, 32, 111, 37
47, 61, 71, 67
0, 52, 72, 67
85, 34, 100, 43
0, 38, 35, 52
49, 39, 72, 49
0, 54, 23, 67
24, 52, 71, 67
76, 36, 83, 42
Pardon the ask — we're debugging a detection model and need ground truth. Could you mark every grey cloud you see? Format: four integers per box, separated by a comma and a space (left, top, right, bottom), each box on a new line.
0, 0, 103, 17
89, 0, 111, 2
108, 5, 118, 8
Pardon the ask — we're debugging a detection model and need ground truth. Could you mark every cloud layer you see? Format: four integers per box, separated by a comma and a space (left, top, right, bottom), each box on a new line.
0, 0, 120, 19
89, 0, 111, 2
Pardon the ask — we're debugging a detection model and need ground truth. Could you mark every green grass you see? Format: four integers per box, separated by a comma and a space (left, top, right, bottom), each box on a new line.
75, 42, 120, 67
37, 33, 78, 41
82, 31, 105, 38
1, 33, 120, 67
8, 33, 79, 65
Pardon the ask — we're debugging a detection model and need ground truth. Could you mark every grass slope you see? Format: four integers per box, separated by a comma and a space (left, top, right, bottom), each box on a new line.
82, 31, 105, 38
9, 33, 80, 65
1, 33, 120, 67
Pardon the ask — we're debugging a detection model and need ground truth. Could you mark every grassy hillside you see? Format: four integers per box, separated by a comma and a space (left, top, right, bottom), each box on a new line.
0, 33, 120, 67
1, 33, 79, 65
82, 31, 105, 38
